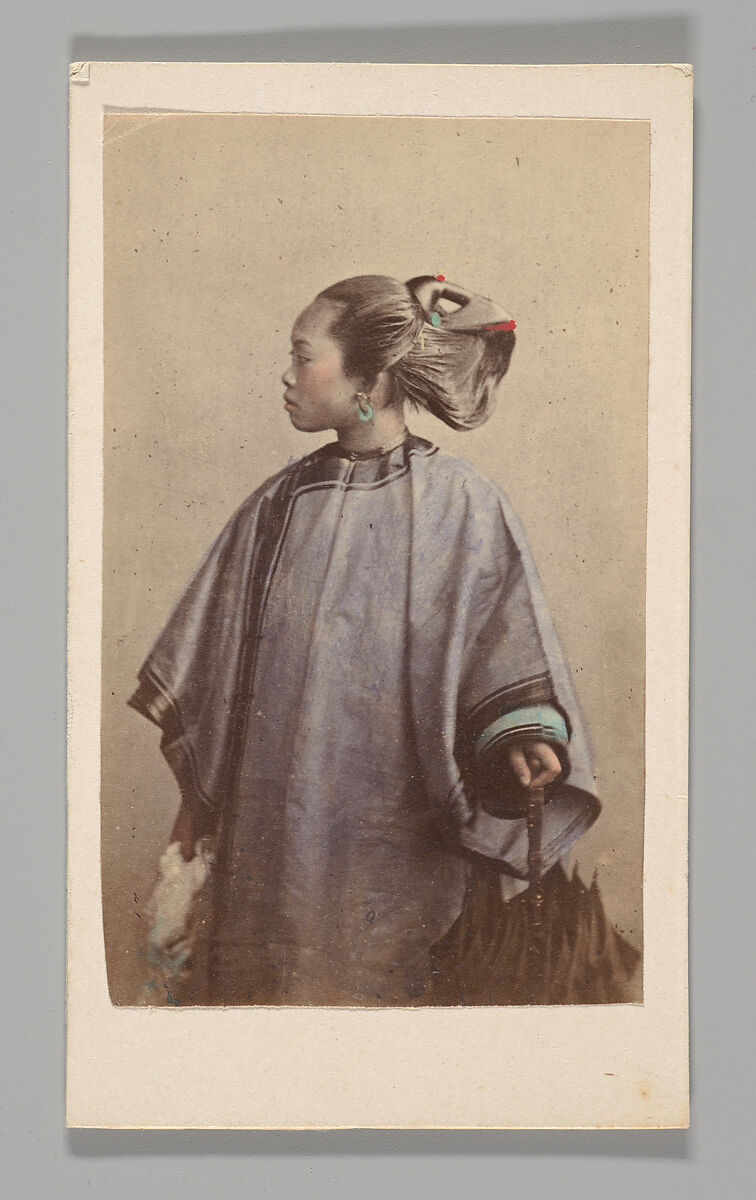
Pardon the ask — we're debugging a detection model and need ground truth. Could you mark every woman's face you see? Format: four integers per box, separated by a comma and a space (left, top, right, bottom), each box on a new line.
281, 299, 363, 433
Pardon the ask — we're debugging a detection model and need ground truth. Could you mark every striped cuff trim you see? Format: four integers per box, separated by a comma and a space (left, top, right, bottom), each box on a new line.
474, 704, 569, 757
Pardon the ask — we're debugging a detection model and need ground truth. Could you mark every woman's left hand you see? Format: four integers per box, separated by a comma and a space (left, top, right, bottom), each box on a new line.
507, 739, 562, 789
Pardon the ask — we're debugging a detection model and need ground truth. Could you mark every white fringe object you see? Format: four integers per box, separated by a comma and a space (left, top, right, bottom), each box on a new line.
134, 839, 213, 1005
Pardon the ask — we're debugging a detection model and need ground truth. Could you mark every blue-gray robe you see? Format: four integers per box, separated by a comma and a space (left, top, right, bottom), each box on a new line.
129, 434, 599, 1005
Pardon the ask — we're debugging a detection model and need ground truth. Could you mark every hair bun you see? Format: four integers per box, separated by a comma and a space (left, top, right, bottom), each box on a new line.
405, 276, 514, 332
405, 275, 448, 321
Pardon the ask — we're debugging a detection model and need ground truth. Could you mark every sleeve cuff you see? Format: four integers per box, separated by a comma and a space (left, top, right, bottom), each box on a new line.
473, 704, 569, 758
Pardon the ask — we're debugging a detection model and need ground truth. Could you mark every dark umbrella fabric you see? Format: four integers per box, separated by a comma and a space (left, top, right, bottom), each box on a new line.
428, 860, 641, 1006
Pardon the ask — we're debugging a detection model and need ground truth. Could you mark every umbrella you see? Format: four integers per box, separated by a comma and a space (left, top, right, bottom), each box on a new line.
429, 785, 641, 1006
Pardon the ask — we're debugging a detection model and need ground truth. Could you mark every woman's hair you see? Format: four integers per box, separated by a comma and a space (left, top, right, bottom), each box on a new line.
315, 274, 516, 431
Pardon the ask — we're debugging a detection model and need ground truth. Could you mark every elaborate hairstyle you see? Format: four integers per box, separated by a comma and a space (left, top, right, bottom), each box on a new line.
315, 274, 516, 431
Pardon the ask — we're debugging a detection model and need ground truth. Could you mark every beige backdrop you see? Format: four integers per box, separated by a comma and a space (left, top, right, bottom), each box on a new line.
102, 113, 648, 1005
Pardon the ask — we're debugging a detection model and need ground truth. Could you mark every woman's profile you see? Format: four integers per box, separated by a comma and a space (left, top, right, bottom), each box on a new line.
129, 273, 639, 1007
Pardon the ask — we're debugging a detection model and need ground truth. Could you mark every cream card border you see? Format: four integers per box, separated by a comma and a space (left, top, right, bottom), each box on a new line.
68, 62, 691, 1130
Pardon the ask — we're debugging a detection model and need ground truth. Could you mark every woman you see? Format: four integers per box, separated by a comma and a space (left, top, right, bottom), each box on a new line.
130, 274, 635, 1006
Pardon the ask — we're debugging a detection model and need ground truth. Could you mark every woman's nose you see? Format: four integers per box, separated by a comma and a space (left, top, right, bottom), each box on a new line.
281, 365, 294, 387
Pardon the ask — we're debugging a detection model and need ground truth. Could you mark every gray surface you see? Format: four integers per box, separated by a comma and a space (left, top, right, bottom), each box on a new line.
2, 0, 753, 1194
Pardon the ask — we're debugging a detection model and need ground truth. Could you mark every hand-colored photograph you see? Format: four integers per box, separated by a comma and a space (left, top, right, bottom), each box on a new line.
102, 113, 648, 1009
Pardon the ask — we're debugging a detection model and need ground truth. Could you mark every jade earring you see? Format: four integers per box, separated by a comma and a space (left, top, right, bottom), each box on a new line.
356, 392, 374, 424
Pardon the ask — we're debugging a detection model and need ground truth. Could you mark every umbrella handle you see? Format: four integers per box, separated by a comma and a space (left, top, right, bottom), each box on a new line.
525, 785, 546, 1002
526, 785, 545, 930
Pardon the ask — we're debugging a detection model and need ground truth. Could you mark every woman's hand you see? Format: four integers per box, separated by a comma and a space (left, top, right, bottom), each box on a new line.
170, 800, 200, 861
506, 739, 562, 789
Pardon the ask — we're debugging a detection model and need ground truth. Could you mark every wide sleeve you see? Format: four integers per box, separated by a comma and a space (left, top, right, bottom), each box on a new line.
127, 461, 302, 818
406, 457, 600, 879
454, 537, 575, 820
456, 502, 600, 871
127, 507, 254, 819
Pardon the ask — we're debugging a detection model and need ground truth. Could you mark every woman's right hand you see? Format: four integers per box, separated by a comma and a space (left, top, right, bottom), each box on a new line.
170, 797, 217, 860
170, 799, 199, 861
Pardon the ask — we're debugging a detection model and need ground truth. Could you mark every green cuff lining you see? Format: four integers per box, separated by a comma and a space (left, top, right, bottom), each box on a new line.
474, 704, 569, 757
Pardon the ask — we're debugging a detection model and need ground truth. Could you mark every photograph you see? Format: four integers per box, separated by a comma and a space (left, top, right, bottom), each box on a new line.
101, 111, 648, 1011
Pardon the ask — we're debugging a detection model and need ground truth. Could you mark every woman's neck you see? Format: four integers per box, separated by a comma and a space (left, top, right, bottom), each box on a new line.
335, 405, 408, 455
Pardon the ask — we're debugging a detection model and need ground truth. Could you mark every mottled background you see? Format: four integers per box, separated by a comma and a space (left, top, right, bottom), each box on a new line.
102, 113, 648, 1004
